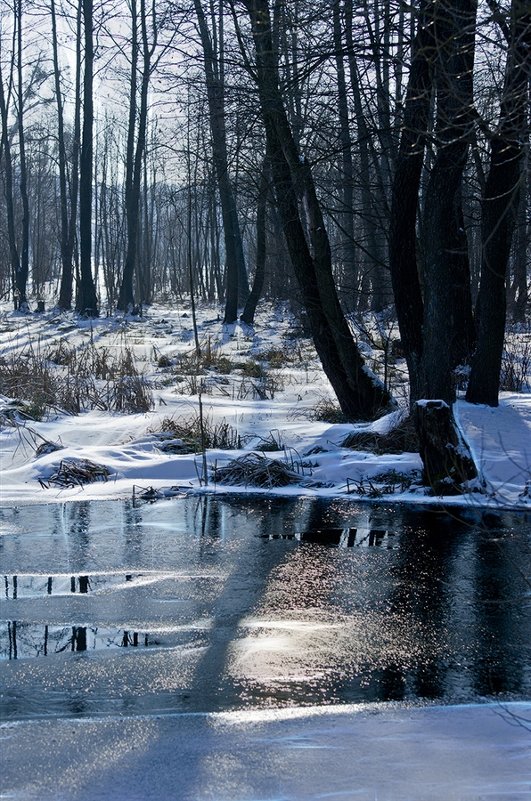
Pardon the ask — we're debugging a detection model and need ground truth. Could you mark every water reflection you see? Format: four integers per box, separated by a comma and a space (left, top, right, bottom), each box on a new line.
1, 621, 152, 658
0, 498, 529, 721
260, 527, 393, 547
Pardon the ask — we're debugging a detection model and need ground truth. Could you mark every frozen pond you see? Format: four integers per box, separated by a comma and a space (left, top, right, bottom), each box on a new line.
1, 497, 530, 722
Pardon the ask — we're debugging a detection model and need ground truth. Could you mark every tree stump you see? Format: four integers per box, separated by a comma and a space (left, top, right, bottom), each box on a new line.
414, 400, 478, 495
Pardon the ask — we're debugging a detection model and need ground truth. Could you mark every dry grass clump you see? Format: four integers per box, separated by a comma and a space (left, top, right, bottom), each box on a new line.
239, 359, 266, 379
342, 416, 419, 453
212, 453, 300, 487
254, 430, 284, 451
0, 348, 57, 420
346, 469, 419, 497
151, 414, 241, 452
253, 348, 286, 368
310, 397, 350, 424
39, 458, 110, 488
0, 342, 153, 418
170, 340, 235, 376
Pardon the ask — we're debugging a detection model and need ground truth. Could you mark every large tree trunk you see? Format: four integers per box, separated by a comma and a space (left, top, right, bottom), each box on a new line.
421, 0, 477, 402
466, 0, 530, 406
76, 0, 99, 317
241, 0, 393, 420
388, 1, 434, 404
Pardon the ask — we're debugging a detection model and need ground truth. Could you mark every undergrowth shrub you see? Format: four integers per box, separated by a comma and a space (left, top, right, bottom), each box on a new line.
499, 336, 531, 392
342, 416, 419, 453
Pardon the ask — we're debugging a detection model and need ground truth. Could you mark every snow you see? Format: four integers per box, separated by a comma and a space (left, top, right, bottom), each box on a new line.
2, 703, 530, 800
0, 302, 529, 509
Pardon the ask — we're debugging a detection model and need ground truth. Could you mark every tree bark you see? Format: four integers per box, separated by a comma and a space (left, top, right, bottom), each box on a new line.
51, 0, 75, 311
241, 157, 269, 326
332, 1, 357, 287
466, 0, 530, 406
414, 400, 477, 494
193, 0, 248, 323
421, 0, 477, 402
76, 0, 99, 317
388, 1, 434, 404
15, 0, 29, 310
0, 45, 21, 309
117, 0, 153, 313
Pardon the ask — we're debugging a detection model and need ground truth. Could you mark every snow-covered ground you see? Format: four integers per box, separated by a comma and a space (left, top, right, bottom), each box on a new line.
0, 301, 529, 509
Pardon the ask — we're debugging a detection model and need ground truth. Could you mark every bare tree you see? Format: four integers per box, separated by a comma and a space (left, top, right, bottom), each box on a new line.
193, 0, 248, 323
466, 0, 530, 406
76, 0, 98, 317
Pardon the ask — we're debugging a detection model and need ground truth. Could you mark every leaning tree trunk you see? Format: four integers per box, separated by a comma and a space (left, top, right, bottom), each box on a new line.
241, 0, 393, 420
466, 0, 530, 406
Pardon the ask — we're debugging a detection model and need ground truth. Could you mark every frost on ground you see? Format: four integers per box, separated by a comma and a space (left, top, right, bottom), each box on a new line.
0, 301, 529, 508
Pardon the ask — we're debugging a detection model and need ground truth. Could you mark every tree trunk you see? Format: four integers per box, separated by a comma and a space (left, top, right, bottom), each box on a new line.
344, 0, 381, 303
241, 0, 393, 420
421, 0, 477, 402
51, 0, 74, 311
332, 1, 356, 287
117, 0, 139, 313
388, 1, 434, 404
241, 158, 269, 326
511, 165, 529, 324
62, 1, 82, 311
466, 0, 530, 406
117, 0, 153, 313
0, 49, 21, 309
193, 0, 248, 323
16, 0, 29, 310
414, 400, 478, 494
76, 0, 98, 317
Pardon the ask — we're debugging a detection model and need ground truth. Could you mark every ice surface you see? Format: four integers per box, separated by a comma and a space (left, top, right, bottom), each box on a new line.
2, 703, 530, 801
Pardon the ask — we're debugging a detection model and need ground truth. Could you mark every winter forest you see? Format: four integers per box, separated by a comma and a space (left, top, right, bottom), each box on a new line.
1, 3, 531, 798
